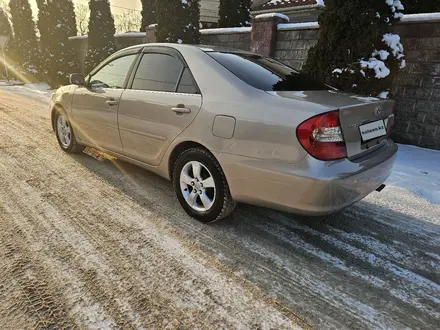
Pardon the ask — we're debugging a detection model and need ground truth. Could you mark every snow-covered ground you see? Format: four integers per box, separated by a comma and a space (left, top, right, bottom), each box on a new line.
0, 84, 439, 330
388, 144, 440, 205
0, 83, 55, 104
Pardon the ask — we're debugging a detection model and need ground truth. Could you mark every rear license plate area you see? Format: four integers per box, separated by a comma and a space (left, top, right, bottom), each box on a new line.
359, 120, 387, 142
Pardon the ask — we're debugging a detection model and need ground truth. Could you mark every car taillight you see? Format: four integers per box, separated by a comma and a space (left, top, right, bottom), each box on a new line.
297, 110, 347, 161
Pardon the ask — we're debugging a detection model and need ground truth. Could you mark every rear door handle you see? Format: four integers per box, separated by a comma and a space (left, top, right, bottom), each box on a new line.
106, 99, 118, 106
172, 107, 191, 114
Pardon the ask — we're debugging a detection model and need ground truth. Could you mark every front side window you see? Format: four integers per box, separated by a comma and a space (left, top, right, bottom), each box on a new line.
132, 53, 183, 92
89, 55, 137, 89
207, 51, 328, 91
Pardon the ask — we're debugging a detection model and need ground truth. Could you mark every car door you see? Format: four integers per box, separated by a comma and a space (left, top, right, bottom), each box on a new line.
71, 53, 139, 153
118, 48, 202, 166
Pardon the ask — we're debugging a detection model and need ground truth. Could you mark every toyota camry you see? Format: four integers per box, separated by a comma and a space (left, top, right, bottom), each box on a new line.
50, 44, 398, 222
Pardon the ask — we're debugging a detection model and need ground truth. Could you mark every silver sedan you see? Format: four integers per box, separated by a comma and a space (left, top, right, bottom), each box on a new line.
50, 44, 398, 222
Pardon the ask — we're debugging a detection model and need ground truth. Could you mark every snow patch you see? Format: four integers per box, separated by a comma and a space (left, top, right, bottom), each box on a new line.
382, 33, 404, 58
69, 35, 88, 40
385, 0, 404, 19
360, 58, 391, 79
350, 95, 380, 103
200, 27, 252, 35
387, 144, 440, 205
255, 13, 290, 22
401, 13, 440, 23
0, 83, 55, 103
277, 22, 319, 31
114, 32, 147, 38
378, 91, 390, 99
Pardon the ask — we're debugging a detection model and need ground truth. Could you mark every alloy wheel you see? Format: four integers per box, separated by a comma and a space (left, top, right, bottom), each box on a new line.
180, 161, 216, 212
57, 115, 72, 148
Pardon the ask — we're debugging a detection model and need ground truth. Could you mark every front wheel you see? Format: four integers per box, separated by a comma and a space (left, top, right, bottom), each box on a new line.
173, 148, 236, 223
54, 111, 84, 153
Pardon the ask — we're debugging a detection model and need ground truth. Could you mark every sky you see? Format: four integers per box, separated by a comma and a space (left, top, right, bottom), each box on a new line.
28, 0, 142, 16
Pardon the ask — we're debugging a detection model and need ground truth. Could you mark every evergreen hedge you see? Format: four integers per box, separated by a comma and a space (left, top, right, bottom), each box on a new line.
404, 0, 440, 14
0, 8, 11, 36
85, 0, 116, 73
304, 0, 406, 97
0, 8, 13, 78
219, 0, 251, 28
156, 0, 200, 44
37, 0, 78, 87
141, 0, 156, 31
9, 0, 40, 76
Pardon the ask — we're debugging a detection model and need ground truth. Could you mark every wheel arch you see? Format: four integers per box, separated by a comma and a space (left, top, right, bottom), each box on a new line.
51, 103, 67, 131
168, 141, 219, 181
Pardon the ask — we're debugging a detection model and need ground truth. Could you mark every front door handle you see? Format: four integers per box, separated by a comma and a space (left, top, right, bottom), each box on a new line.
106, 99, 118, 106
172, 107, 191, 114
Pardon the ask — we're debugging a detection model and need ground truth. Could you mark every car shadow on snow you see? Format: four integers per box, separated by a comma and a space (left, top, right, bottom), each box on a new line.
70, 153, 440, 330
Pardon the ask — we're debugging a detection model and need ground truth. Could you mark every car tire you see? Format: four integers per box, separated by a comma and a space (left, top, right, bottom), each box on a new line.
54, 111, 84, 153
173, 148, 236, 223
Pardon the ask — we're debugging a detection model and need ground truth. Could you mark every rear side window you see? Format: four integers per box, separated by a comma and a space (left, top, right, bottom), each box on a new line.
207, 52, 327, 91
132, 53, 183, 92
177, 68, 198, 94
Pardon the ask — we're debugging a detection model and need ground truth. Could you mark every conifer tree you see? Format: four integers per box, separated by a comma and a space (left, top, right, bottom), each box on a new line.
141, 0, 156, 31
9, 0, 40, 75
185, 0, 200, 44
0, 8, 13, 78
219, 0, 251, 28
304, 0, 406, 96
85, 0, 116, 73
404, 0, 440, 14
37, 0, 78, 87
0, 7, 12, 36
156, 0, 200, 44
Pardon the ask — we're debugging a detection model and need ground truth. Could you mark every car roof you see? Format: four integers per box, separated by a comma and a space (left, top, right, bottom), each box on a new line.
115, 43, 255, 56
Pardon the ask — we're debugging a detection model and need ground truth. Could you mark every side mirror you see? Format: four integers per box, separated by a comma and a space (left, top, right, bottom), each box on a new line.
70, 73, 85, 86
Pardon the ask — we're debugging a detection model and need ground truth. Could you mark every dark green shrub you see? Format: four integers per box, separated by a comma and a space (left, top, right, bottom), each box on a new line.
219, 0, 251, 27
141, 0, 156, 31
404, 0, 440, 14
85, 0, 116, 73
37, 0, 78, 87
156, 0, 200, 44
304, 0, 405, 97
9, 0, 40, 76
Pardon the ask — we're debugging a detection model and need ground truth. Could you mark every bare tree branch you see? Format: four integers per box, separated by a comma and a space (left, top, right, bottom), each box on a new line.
75, 3, 90, 36
114, 9, 141, 34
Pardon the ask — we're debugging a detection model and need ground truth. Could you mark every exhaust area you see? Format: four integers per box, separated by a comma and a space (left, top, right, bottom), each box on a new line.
376, 184, 386, 192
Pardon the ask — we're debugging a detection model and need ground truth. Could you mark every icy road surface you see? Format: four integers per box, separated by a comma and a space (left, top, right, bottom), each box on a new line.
0, 86, 439, 329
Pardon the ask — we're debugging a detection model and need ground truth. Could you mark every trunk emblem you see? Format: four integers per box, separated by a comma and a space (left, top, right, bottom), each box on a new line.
375, 106, 384, 116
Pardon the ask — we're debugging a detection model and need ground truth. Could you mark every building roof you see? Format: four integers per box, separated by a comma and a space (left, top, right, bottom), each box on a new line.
255, 0, 320, 11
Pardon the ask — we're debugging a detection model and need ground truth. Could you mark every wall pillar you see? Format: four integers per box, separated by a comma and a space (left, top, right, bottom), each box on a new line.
250, 14, 289, 57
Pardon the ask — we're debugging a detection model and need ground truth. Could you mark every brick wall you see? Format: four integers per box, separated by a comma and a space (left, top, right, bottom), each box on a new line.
392, 20, 440, 149
274, 26, 319, 70
200, 28, 251, 51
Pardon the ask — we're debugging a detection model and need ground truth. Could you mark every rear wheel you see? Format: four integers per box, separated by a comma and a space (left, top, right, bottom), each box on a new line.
173, 148, 236, 223
54, 111, 84, 153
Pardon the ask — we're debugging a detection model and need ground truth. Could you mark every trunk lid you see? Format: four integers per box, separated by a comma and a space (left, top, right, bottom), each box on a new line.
267, 90, 395, 158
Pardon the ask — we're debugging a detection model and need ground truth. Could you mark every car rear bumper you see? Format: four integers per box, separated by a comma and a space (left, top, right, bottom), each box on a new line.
215, 139, 398, 216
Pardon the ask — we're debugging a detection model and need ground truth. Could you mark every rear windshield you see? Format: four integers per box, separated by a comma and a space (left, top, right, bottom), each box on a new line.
207, 51, 327, 91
